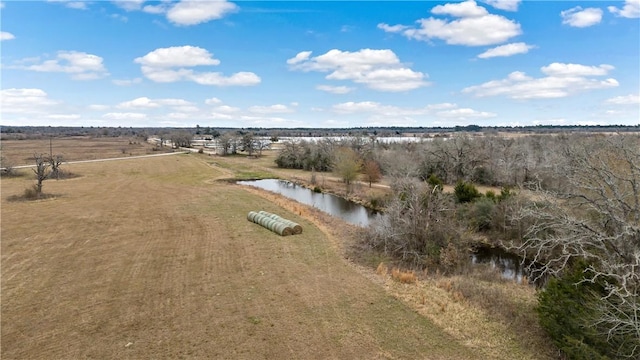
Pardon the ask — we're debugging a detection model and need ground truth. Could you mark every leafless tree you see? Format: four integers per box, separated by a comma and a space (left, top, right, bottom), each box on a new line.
362, 178, 459, 268
49, 154, 63, 180
33, 154, 51, 196
514, 134, 640, 358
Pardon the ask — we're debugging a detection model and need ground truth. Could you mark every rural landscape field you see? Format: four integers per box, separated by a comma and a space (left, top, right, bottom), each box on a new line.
2, 0, 639, 358
1, 134, 564, 360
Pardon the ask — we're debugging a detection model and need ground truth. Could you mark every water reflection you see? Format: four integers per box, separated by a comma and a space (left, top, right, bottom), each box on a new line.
240, 179, 538, 283
471, 246, 538, 283
238, 179, 380, 226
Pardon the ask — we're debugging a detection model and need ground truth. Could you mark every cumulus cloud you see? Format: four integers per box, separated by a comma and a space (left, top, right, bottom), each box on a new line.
605, 94, 640, 105
286, 51, 312, 65
134, 46, 260, 86
102, 112, 148, 120
116, 96, 194, 109
112, 77, 142, 86
0, 31, 15, 41
204, 97, 222, 105
287, 48, 428, 92
13, 51, 109, 80
0, 88, 58, 114
112, 0, 145, 11
608, 0, 640, 18
482, 0, 520, 11
47, 114, 81, 120
88, 104, 110, 111
166, 0, 238, 26
462, 62, 618, 99
477, 42, 534, 58
541, 63, 613, 77
47, 0, 88, 10
378, 0, 521, 46
330, 101, 495, 123
316, 85, 355, 94
432, 0, 489, 17
247, 104, 294, 114
561, 7, 603, 27
114, 0, 237, 26
134, 45, 220, 67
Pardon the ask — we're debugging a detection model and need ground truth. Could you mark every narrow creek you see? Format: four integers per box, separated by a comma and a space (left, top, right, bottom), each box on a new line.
239, 178, 531, 282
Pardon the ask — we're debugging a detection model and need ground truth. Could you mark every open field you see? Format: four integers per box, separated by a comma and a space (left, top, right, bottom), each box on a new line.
2, 154, 477, 359
1, 136, 171, 167
1, 140, 554, 359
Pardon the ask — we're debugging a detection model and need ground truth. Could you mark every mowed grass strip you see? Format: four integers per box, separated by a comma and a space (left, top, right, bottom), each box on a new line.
2, 154, 477, 359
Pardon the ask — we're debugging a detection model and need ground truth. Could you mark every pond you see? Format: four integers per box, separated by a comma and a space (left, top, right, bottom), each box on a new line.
239, 178, 535, 282
471, 246, 529, 283
237, 179, 381, 226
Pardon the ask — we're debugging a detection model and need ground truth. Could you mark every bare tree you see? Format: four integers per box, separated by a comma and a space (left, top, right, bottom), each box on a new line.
33, 154, 51, 196
49, 154, 63, 180
514, 134, 640, 358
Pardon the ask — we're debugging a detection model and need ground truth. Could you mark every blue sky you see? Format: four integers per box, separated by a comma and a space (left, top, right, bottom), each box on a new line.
1, 0, 638, 128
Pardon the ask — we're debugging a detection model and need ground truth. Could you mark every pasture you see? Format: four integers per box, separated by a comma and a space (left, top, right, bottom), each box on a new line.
1, 140, 552, 359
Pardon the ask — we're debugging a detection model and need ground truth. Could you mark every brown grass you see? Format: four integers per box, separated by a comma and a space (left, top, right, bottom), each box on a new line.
391, 268, 417, 284
1, 153, 480, 360
1, 136, 170, 166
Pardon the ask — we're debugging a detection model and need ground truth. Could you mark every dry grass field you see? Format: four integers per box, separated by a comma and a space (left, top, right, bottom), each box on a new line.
1, 139, 553, 359
1, 136, 170, 166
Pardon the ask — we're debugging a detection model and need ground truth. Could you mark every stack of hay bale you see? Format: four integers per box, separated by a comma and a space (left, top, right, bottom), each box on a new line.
247, 211, 303, 236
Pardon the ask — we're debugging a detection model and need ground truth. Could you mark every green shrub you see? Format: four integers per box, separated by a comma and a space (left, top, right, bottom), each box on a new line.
472, 197, 495, 231
426, 174, 444, 192
454, 180, 481, 203
536, 261, 612, 360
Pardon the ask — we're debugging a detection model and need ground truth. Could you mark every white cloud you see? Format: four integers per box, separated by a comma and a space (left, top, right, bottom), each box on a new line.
462, 62, 618, 99
328, 101, 496, 126
14, 51, 109, 80
143, 3, 169, 14
88, 104, 109, 111
116, 96, 193, 109
102, 112, 148, 120
212, 105, 240, 113
112, 0, 145, 11
432, 0, 488, 17
47, 114, 81, 120
561, 7, 603, 28
541, 63, 613, 77
204, 97, 222, 105
316, 85, 355, 94
436, 108, 496, 119
47, 0, 88, 10
482, 0, 520, 11
379, 0, 521, 46
135, 46, 260, 86
247, 104, 294, 114
134, 45, 220, 67
605, 94, 640, 105
0, 88, 58, 114
287, 48, 428, 92
376, 23, 409, 33
286, 51, 312, 65
477, 42, 534, 58
608, 0, 640, 18
0, 31, 15, 41
112, 77, 142, 86
166, 0, 238, 26
110, 13, 128, 22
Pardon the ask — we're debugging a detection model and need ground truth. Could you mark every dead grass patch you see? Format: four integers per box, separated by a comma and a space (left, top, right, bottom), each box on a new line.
391, 268, 417, 284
